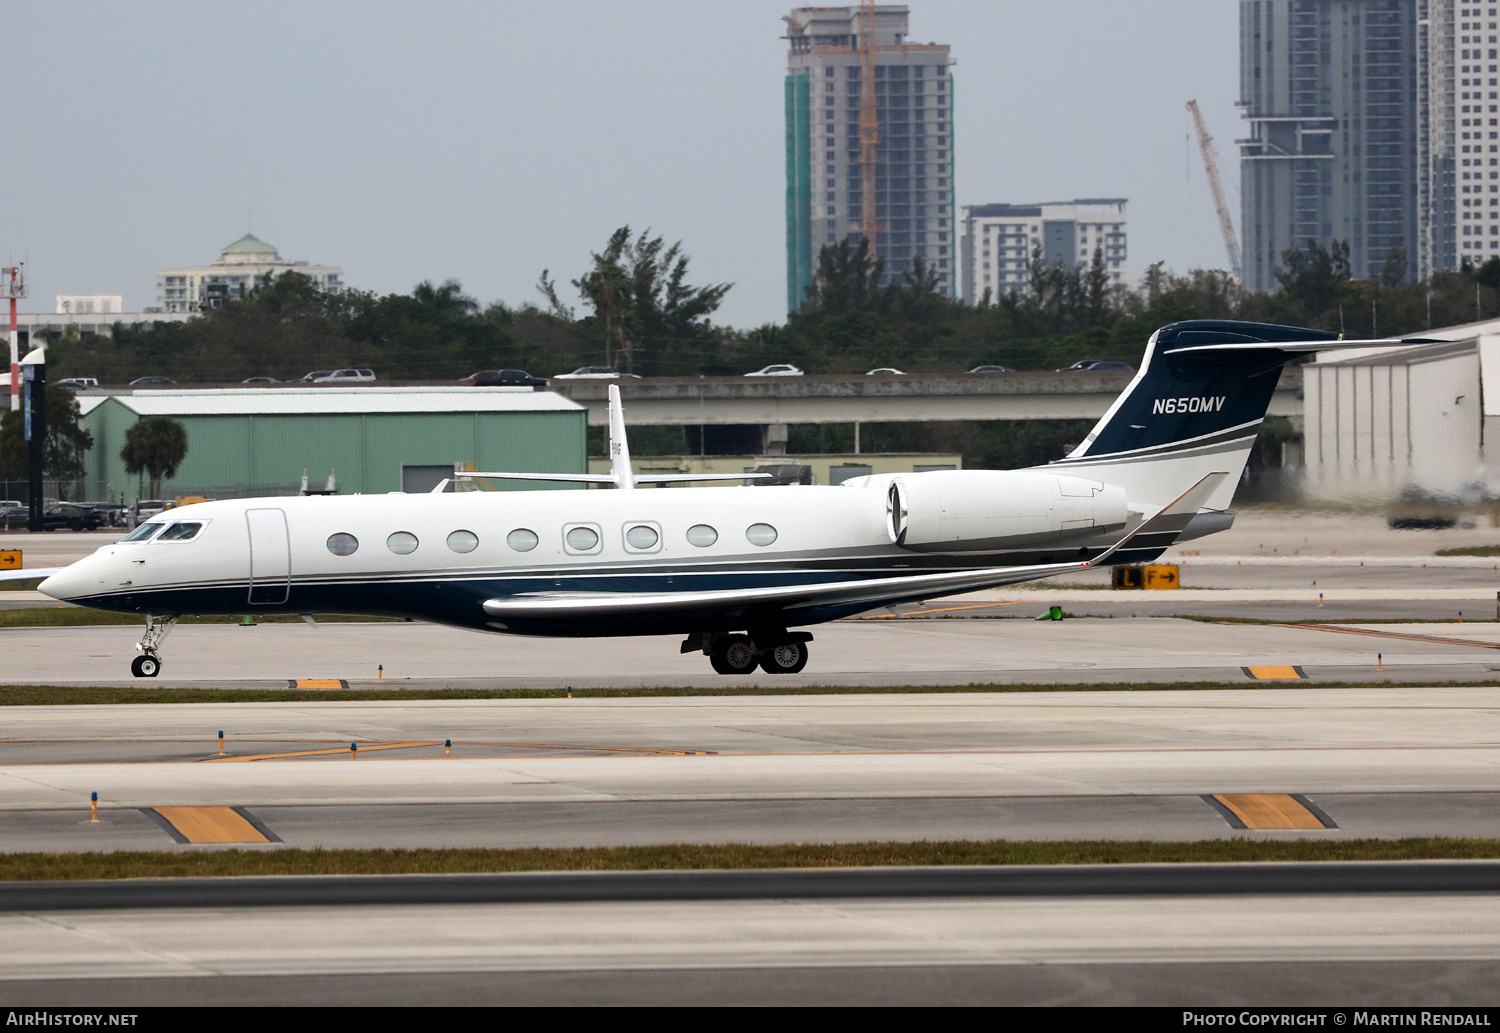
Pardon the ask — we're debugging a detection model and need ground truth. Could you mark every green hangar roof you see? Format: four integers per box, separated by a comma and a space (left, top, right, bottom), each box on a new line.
80, 388, 588, 500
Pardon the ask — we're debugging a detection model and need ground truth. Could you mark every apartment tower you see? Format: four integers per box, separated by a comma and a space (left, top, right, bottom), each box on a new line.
784, 5, 954, 314
1238, 1, 1422, 291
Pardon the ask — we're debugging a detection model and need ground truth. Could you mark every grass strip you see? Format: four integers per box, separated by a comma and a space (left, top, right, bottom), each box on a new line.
1437, 546, 1500, 557
0, 678, 1493, 706
4, 838, 1500, 882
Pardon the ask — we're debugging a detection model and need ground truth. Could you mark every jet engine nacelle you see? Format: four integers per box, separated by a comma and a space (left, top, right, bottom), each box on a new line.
883, 470, 1129, 553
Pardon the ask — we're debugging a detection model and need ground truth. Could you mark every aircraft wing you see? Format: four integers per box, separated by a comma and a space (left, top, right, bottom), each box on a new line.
458, 472, 618, 484
0, 568, 64, 583
458, 472, 771, 486
482, 473, 1226, 622
633, 473, 772, 484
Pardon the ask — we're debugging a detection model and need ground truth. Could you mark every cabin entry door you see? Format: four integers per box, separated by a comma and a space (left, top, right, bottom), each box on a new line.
246, 508, 291, 606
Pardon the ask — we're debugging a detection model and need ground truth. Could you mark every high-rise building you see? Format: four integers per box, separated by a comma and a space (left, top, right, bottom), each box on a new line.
1425, 0, 1500, 272
959, 199, 1128, 304
1238, 1, 1422, 291
157, 235, 343, 313
783, 5, 954, 314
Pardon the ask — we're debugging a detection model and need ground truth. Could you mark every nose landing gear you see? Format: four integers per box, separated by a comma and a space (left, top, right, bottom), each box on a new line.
132, 614, 178, 678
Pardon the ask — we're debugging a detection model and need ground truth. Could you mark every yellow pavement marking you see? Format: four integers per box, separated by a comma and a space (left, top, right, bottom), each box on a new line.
208, 741, 439, 762
858, 600, 1027, 619
1213, 794, 1328, 829
1242, 665, 1306, 680
153, 806, 270, 843
464, 741, 713, 756
288, 679, 348, 689
1277, 623, 1500, 650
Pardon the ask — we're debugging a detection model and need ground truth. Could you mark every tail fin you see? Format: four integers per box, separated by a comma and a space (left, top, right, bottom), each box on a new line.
1048, 320, 1422, 512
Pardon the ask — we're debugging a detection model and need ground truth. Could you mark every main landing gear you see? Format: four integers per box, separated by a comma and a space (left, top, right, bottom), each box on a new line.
687, 632, 813, 676
131, 614, 178, 678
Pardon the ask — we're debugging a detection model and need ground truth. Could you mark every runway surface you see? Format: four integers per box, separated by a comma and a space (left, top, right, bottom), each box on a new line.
4, 889, 1500, 1005
3, 687, 1499, 850
6, 615, 1500, 689
5, 518, 1500, 1003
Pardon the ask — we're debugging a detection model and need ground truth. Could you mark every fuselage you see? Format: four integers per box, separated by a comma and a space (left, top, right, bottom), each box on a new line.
38, 474, 1143, 638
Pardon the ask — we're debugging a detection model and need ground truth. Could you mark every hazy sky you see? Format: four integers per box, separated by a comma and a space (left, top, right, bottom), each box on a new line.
4, 1, 1240, 329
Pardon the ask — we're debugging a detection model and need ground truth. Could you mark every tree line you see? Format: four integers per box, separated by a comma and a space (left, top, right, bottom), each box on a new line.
24, 228, 1500, 476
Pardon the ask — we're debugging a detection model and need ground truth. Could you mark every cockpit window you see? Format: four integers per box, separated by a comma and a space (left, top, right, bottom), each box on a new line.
121, 522, 165, 543
157, 522, 205, 542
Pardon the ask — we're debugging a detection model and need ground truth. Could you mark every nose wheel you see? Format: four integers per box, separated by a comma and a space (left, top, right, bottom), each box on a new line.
132, 614, 178, 678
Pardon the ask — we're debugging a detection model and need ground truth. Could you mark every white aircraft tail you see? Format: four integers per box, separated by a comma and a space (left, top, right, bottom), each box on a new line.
1046, 319, 1432, 513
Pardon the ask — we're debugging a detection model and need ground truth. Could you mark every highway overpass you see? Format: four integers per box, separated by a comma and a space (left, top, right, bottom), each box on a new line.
548, 368, 1304, 427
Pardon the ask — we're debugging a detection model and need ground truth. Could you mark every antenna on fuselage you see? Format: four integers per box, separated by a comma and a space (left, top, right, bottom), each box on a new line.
608, 383, 634, 491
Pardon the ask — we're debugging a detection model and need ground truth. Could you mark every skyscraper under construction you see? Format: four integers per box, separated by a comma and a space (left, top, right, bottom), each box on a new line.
783, 5, 954, 314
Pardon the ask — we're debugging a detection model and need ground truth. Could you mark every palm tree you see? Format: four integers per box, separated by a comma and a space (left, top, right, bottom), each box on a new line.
120, 416, 188, 500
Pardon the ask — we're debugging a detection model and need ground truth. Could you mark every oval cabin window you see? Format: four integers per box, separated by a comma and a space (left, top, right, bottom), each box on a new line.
686, 524, 718, 548
746, 523, 778, 547
387, 531, 419, 555
625, 524, 659, 550
326, 533, 359, 557
566, 526, 600, 551
447, 530, 479, 554
506, 528, 539, 552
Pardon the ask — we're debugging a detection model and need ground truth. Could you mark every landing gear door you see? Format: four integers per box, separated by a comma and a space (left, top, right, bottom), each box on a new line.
246, 508, 291, 606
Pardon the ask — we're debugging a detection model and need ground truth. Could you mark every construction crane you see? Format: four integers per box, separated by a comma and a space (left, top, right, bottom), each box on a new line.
1187, 99, 1243, 282
859, 0, 879, 257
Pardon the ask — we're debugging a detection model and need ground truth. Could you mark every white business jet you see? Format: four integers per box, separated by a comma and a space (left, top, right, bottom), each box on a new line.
9, 320, 1425, 678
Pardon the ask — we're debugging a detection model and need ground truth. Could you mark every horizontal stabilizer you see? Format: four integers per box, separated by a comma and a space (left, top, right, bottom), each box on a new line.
1163, 336, 1440, 356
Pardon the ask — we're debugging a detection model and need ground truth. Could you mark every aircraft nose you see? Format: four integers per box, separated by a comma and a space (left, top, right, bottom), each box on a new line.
39, 564, 93, 602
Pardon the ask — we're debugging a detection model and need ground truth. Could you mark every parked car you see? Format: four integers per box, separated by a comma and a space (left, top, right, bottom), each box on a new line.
55, 377, 99, 391
865, 367, 906, 375
0, 504, 26, 527
1056, 359, 1133, 372
967, 365, 1014, 374
744, 364, 804, 377
552, 366, 641, 379
242, 376, 279, 384
310, 369, 376, 383
37, 503, 105, 532
465, 369, 547, 388
134, 499, 170, 523
299, 370, 334, 382
81, 502, 130, 527
129, 376, 176, 386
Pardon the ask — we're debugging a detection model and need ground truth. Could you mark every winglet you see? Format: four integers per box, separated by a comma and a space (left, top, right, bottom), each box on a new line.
1086, 472, 1229, 567
608, 383, 634, 491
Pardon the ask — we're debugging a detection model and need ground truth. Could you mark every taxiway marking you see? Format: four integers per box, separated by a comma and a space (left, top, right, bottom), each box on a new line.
1276, 623, 1500, 650
147, 806, 273, 844
207, 741, 439, 762
1242, 666, 1307, 680
1209, 794, 1333, 829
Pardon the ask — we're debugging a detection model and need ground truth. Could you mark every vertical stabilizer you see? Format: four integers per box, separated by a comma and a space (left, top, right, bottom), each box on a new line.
608, 383, 634, 490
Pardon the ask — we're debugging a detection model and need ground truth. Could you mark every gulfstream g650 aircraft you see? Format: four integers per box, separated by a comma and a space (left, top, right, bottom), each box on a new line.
15, 320, 1420, 678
